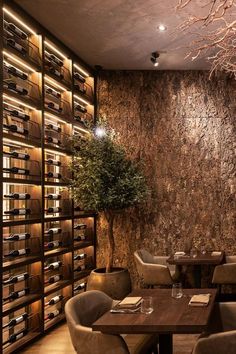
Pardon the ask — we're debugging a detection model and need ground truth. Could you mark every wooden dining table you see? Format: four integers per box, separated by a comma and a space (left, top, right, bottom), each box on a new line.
92, 288, 217, 354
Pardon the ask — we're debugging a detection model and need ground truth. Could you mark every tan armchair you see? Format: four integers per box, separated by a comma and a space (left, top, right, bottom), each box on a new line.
65, 290, 158, 354
212, 256, 236, 286
192, 302, 236, 354
134, 249, 179, 287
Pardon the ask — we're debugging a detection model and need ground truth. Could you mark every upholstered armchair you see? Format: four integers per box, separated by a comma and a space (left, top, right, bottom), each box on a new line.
134, 249, 180, 287
192, 302, 236, 354
65, 290, 158, 354
212, 256, 236, 287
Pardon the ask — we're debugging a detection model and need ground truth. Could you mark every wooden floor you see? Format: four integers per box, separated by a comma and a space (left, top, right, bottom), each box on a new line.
19, 322, 198, 354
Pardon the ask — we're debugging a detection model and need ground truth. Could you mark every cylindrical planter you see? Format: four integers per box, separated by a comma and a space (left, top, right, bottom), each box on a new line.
87, 267, 131, 300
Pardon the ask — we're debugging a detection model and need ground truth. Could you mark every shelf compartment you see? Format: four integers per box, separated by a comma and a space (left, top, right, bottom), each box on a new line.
44, 280, 71, 296
3, 256, 41, 271
44, 247, 72, 259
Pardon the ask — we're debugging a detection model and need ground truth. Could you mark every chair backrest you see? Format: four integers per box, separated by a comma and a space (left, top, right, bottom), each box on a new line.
65, 290, 129, 354
226, 256, 236, 264
136, 249, 154, 264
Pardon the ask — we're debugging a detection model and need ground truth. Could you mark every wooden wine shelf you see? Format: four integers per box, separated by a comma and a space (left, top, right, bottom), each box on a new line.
1, 2, 97, 353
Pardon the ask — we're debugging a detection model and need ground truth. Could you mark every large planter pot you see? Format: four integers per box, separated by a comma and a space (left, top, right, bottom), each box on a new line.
87, 267, 131, 300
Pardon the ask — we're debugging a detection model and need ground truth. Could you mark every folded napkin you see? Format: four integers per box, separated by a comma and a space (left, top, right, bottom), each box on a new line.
189, 294, 211, 307
174, 252, 186, 256
211, 251, 222, 256
117, 296, 142, 308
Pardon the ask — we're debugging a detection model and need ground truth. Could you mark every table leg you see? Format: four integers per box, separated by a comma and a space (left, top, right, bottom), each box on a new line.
159, 334, 173, 354
193, 265, 202, 288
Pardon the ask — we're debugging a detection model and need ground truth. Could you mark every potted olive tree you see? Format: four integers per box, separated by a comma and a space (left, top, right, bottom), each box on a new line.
70, 128, 147, 299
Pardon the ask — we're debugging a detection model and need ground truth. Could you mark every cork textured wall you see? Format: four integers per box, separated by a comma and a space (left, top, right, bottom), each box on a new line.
96, 71, 236, 287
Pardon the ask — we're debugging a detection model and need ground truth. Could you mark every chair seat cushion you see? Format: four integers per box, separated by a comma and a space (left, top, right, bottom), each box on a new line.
124, 334, 158, 354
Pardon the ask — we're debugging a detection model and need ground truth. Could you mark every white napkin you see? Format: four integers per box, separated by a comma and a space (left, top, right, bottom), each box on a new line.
175, 252, 185, 256
211, 251, 222, 256
189, 294, 211, 307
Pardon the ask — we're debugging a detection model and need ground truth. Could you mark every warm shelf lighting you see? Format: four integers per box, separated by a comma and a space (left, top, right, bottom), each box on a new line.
3, 182, 39, 187
73, 64, 89, 77
45, 149, 67, 157
3, 51, 36, 72
4, 60, 28, 76
44, 76, 69, 92
3, 138, 36, 149
44, 112, 69, 125
74, 95, 91, 106
3, 94, 37, 111
44, 40, 67, 59
3, 101, 25, 112
3, 7, 37, 35
74, 126, 91, 135
45, 84, 60, 96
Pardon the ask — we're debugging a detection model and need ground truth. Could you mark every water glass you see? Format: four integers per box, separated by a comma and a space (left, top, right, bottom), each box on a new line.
172, 283, 183, 299
141, 296, 153, 314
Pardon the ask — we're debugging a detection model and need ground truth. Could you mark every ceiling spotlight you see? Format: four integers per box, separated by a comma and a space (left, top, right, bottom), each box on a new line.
158, 24, 167, 32
150, 52, 160, 67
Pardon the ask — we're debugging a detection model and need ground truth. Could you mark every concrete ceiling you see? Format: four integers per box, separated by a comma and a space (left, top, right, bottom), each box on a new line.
15, 0, 220, 70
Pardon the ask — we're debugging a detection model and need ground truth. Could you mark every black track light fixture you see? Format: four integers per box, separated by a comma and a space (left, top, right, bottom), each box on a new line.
150, 51, 160, 67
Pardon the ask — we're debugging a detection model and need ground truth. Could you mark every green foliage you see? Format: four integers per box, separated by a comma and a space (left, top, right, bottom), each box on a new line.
70, 133, 147, 213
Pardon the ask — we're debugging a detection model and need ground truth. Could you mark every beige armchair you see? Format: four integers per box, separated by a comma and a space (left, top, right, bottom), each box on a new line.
212, 256, 236, 286
65, 290, 158, 354
134, 249, 179, 287
192, 302, 236, 354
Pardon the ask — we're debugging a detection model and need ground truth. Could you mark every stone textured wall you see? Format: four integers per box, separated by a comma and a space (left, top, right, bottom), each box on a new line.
96, 71, 236, 287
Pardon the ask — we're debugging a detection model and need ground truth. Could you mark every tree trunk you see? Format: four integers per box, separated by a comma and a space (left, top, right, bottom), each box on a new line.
104, 210, 115, 273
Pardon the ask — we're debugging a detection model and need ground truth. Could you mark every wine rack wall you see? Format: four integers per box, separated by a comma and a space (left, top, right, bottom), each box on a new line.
1, 2, 97, 353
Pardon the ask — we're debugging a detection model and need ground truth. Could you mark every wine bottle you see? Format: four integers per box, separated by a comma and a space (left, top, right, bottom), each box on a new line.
74, 253, 87, 261
3, 151, 30, 160
44, 240, 62, 249
3, 329, 28, 346
75, 104, 87, 113
44, 261, 62, 271
74, 223, 87, 230
3, 272, 29, 285
46, 123, 62, 132
74, 282, 86, 292
47, 102, 62, 113
45, 207, 62, 213
44, 274, 62, 285
45, 194, 61, 200
45, 295, 63, 306
5, 64, 28, 80
49, 66, 64, 79
46, 87, 61, 99
74, 235, 86, 242
74, 72, 86, 83
46, 172, 62, 179
4, 208, 31, 215
45, 159, 61, 166
4, 81, 28, 95
45, 136, 61, 145
4, 21, 28, 39
44, 227, 62, 235
4, 233, 31, 241
2, 287, 30, 302
45, 52, 63, 67
74, 265, 86, 272
75, 84, 86, 94
6, 38, 27, 55
3, 312, 28, 329
3, 124, 29, 135
4, 107, 30, 121
4, 248, 30, 257
3, 167, 30, 175
44, 309, 61, 321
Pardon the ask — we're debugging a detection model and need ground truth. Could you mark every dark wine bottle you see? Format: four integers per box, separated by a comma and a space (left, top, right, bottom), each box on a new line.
47, 101, 62, 113
75, 104, 87, 113
45, 136, 61, 145
45, 52, 63, 67
45, 207, 62, 213
44, 309, 61, 321
75, 84, 86, 94
6, 38, 27, 55
4, 81, 28, 95
44, 240, 62, 249
4, 248, 30, 258
44, 261, 62, 271
74, 253, 87, 261
3, 329, 28, 345
3, 167, 30, 175
46, 123, 62, 132
4, 233, 31, 241
46, 172, 62, 179
74, 72, 86, 83
4, 193, 31, 200
5, 64, 28, 80
3, 151, 30, 160
3, 312, 28, 329
74, 282, 86, 292
3, 124, 29, 135
49, 66, 64, 79
45, 159, 61, 166
46, 87, 61, 99
3, 272, 29, 285
44, 227, 62, 235
5, 21, 28, 39
44, 274, 62, 285
4, 107, 30, 121
4, 208, 31, 215
74, 235, 86, 242
73, 265, 86, 272
45, 194, 61, 200
2, 287, 30, 302
45, 295, 63, 306
74, 223, 87, 230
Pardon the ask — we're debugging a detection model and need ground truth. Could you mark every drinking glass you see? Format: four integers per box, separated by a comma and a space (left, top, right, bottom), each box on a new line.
141, 296, 153, 314
172, 283, 183, 299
